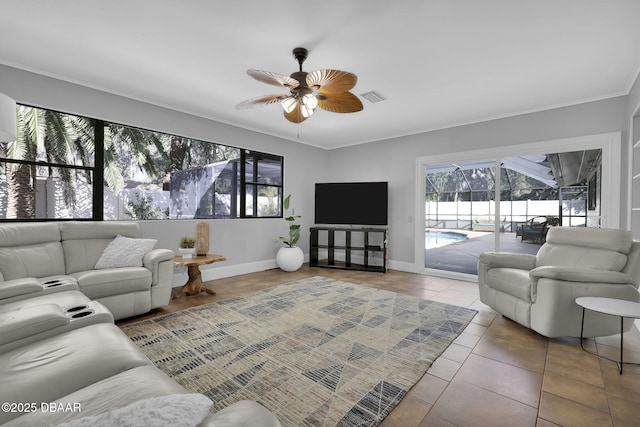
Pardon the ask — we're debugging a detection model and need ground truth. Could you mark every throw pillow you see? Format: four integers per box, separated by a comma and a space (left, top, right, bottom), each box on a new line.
94, 235, 157, 269
55, 393, 213, 427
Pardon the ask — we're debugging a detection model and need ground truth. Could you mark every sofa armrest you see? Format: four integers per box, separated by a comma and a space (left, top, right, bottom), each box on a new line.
530, 266, 633, 284
0, 304, 69, 347
0, 277, 43, 300
143, 249, 175, 286
199, 400, 283, 427
529, 266, 633, 302
478, 252, 537, 270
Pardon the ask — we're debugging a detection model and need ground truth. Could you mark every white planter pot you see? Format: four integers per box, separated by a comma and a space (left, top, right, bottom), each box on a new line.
178, 247, 195, 259
276, 246, 304, 272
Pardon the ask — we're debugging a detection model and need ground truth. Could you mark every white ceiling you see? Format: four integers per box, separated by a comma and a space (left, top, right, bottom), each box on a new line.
1, 0, 639, 150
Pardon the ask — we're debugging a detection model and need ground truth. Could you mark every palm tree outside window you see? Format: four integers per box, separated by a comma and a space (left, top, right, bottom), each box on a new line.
0, 104, 284, 221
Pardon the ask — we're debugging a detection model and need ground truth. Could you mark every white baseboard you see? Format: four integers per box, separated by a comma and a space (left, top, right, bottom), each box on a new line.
172, 259, 277, 286
173, 257, 423, 285
387, 260, 416, 273
172, 255, 311, 286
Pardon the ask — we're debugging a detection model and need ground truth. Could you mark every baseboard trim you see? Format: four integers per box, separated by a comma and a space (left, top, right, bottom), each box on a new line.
173, 259, 278, 286
172, 255, 315, 285
387, 260, 416, 273
173, 257, 463, 286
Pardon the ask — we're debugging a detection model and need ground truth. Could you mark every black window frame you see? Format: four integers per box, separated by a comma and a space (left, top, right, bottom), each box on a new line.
239, 150, 284, 218
1, 104, 284, 221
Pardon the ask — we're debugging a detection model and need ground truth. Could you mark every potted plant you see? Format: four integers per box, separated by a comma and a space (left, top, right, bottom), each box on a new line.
178, 236, 196, 258
275, 194, 304, 271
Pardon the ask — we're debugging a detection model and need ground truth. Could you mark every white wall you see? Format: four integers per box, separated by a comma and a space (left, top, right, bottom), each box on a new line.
0, 64, 329, 281
327, 97, 629, 268
0, 64, 632, 277
628, 71, 640, 119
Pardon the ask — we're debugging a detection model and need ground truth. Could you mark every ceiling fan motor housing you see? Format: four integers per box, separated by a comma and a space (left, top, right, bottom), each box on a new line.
290, 71, 310, 92
292, 47, 308, 68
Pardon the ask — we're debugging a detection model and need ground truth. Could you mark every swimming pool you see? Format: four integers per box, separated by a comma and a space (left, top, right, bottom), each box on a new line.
425, 230, 468, 249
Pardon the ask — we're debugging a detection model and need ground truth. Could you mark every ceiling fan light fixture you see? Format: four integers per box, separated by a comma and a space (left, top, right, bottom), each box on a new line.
301, 93, 318, 109
300, 102, 315, 118
281, 96, 297, 113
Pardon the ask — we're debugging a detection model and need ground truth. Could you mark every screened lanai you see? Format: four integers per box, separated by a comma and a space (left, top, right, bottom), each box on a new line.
424, 149, 601, 275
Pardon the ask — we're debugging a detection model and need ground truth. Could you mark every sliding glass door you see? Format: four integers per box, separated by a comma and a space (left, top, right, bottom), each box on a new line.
424, 160, 497, 274
418, 141, 609, 278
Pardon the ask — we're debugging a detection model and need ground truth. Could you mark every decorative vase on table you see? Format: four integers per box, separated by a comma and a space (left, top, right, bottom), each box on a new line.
195, 222, 210, 256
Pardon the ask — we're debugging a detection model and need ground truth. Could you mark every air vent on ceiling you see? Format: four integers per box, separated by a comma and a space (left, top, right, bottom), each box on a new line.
360, 91, 386, 103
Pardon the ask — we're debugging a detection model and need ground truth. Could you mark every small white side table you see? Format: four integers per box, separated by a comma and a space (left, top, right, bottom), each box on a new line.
575, 297, 640, 374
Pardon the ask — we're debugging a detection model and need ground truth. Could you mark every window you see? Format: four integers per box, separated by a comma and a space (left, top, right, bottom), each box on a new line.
241, 151, 283, 218
0, 105, 284, 221
0, 106, 96, 220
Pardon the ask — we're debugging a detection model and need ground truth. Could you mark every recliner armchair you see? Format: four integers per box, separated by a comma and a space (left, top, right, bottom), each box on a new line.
478, 227, 640, 337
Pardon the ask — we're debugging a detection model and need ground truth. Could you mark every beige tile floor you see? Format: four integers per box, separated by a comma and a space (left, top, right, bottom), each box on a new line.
119, 266, 640, 427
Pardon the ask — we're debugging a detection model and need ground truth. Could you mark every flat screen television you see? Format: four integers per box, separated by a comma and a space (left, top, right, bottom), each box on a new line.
315, 182, 388, 226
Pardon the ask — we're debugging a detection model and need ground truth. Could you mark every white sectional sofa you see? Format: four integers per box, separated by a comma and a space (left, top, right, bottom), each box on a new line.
0, 323, 281, 426
0, 221, 282, 427
0, 221, 175, 320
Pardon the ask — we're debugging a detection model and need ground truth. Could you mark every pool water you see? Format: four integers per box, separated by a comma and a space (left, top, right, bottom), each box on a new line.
425, 230, 468, 249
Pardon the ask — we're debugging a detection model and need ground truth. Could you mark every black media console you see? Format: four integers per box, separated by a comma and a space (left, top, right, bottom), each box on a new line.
310, 226, 387, 272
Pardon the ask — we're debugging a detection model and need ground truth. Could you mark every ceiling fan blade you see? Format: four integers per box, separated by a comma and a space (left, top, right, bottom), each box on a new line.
317, 91, 363, 113
306, 69, 357, 94
247, 69, 299, 89
235, 94, 287, 109
283, 103, 309, 123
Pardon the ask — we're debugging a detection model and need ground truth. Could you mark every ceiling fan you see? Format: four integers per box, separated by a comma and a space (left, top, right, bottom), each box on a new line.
235, 47, 363, 123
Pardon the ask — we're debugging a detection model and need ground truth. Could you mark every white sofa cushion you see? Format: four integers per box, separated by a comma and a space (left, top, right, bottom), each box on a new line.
0, 242, 66, 280
544, 226, 632, 252
71, 268, 151, 299
0, 223, 65, 280
60, 221, 143, 274
0, 222, 61, 246
536, 227, 631, 271
0, 323, 152, 425
59, 221, 141, 240
2, 366, 188, 427
62, 239, 114, 274
95, 235, 157, 269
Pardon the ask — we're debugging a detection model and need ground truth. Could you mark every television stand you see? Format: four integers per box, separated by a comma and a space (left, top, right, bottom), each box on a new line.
310, 226, 387, 272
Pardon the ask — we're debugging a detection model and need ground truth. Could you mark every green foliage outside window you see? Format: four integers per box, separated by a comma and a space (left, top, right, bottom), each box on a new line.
0, 105, 283, 220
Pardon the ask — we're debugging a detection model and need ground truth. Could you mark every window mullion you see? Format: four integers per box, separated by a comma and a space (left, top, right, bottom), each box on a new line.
239, 150, 246, 217
93, 120, 104, 220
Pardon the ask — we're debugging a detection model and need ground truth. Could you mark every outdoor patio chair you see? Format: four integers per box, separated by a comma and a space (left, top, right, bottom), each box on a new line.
521, 220, 549, 243
516, 216, 560, 243
478, 227, 640, 337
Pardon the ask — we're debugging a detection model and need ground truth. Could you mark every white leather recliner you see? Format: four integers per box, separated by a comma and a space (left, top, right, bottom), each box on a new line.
478, 227, 640, 337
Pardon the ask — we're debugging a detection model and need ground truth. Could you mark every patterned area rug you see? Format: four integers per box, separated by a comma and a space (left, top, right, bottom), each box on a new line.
120, 276, 477, 426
